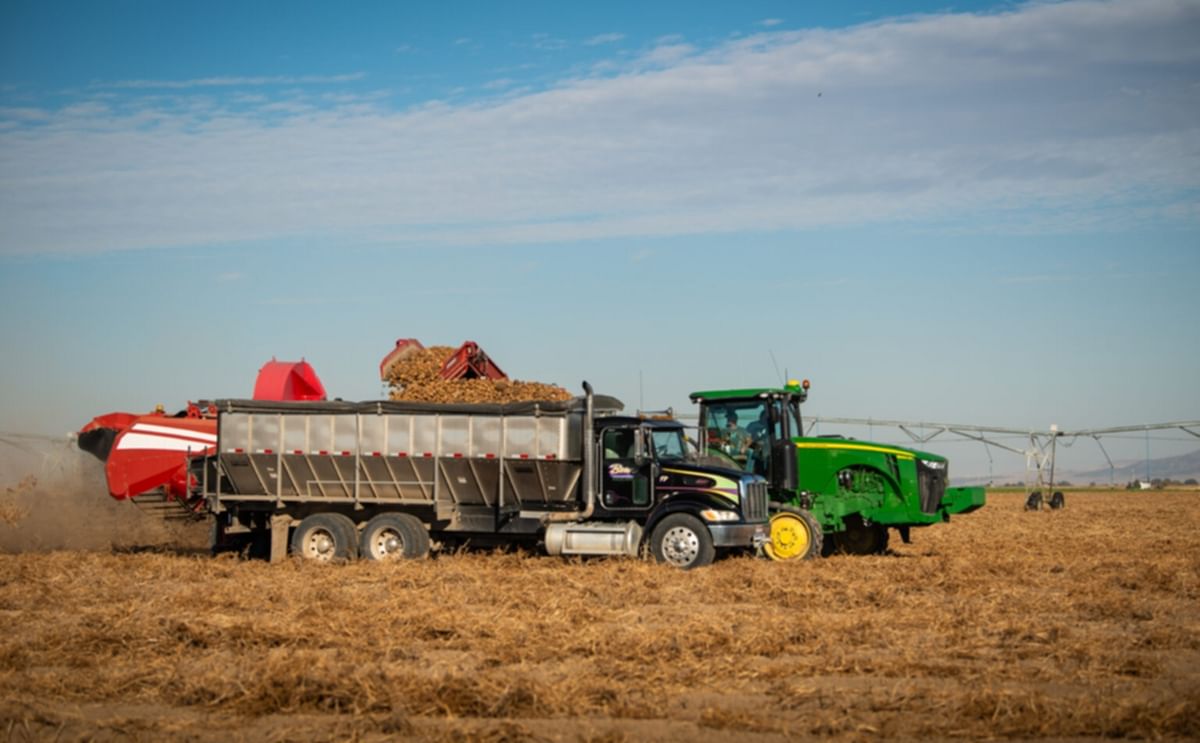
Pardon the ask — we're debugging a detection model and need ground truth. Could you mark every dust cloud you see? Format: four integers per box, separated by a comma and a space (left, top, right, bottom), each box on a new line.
0, 434, 207, 553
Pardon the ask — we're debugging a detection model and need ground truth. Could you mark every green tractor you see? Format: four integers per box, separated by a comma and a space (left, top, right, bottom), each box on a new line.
690, 380, 985, 559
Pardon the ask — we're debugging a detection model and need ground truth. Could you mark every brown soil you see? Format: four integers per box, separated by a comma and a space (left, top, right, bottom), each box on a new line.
1, 491, 1197, 741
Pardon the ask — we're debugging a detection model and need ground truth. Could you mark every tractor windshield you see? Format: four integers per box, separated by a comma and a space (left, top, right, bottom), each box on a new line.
650, 428, 689, 461
787, 398, 803, 437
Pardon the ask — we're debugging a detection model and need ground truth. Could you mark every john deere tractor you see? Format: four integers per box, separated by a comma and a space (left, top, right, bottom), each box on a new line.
690, 380, 985, 559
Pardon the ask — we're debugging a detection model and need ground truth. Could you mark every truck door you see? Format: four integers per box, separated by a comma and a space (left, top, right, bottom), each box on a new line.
599, 426, 653, 511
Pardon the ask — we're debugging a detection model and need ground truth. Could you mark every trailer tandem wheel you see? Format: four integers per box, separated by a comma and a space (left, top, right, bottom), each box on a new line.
650, 513, 715, 570
290, 513, 358, 562
359, 513, 431, 561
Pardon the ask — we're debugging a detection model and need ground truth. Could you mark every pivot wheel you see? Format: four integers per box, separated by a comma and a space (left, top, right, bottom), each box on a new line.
649, 514, 715, 570
764, 509, 822, 561
290, 513, 358, 562
1049, 491, 1065, 510
359, 513, 430, 561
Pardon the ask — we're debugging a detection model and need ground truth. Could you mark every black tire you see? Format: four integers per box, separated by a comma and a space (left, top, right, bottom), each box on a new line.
359, 513, 430, 561
1025, 491, 1043, 511
1049, 491, 1065, 510
649, 513, 715, 570
826, 517, 889, 556
290, 513, 358, 562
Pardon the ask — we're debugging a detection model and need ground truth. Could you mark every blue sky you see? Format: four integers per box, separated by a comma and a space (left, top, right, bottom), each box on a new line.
1, 0, 1198, 479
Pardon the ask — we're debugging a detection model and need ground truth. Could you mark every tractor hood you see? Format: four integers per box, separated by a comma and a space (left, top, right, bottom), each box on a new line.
792, 437, 945, 464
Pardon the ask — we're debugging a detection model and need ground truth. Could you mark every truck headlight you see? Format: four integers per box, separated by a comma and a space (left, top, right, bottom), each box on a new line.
700, 509, 740, 522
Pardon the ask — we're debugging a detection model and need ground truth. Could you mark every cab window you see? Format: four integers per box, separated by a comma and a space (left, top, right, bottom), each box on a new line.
650, 429, 688, 460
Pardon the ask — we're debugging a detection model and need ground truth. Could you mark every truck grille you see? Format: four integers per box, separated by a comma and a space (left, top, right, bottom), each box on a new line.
916, 461, 947, 514
742, 480, 769, 523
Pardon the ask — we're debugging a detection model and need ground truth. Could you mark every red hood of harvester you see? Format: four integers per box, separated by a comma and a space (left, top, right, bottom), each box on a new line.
79, 360, 327, 501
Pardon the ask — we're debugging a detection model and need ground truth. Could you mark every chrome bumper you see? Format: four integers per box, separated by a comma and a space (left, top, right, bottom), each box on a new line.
709, 522, 768, 548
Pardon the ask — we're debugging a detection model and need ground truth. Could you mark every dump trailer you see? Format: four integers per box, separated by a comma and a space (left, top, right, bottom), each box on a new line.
195, 383, 768, 569
690, 381, 985, 559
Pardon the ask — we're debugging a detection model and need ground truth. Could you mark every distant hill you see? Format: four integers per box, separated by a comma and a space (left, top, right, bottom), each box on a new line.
954, 448, 1200, 487
1072, 448, 1200, 485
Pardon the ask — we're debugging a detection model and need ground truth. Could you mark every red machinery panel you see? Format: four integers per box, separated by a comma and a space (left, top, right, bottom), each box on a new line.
441, 341, 508, 381
379, 338, 425, 380
252, 359, 327, 401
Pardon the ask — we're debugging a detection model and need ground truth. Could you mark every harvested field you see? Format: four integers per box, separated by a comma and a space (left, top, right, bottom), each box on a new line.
1, 491, 1198, 741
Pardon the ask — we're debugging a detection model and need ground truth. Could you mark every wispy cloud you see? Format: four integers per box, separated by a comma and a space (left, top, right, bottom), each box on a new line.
1, 0, 1197, 256
530, 33, 567, 51
585, 32, 625, 46
758, 18, 784, 27
96, 73, 366, 90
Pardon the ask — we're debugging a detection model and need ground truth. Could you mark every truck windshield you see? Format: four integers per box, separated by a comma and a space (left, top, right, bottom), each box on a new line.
651, 429, 689, 460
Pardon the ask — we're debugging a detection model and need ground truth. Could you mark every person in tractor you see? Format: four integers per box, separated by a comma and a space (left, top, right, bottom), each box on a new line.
723, 411, 752, 462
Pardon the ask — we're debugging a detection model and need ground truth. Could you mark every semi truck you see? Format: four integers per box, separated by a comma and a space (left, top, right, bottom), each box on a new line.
690, 380, 985, 560
194, 383, 768, 569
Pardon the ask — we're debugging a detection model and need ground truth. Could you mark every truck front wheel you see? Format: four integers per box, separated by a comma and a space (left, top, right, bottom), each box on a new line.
649, 514, 715, 570
290, 513, 358, 562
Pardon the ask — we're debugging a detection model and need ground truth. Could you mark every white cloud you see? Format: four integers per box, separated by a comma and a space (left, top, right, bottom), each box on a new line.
97, 73, 366, 90
585, 33, 626, 46
758, 18, 784, 27
1, 0, 1198, 256
530, 33, 568, 51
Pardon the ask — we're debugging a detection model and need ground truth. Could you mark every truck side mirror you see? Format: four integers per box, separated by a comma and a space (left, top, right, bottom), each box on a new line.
633, 429, 649, 467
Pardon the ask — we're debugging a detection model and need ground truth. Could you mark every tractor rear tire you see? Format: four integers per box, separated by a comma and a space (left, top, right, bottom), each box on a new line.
359, 513, 430, 561
763, 508, 822, 560
649, 514, 715, 570
290, 513, 358, 562
827, 517, 888, 556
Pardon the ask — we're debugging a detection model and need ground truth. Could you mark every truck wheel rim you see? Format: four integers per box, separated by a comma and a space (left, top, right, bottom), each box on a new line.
371, 528, 403, 559
303, 528, 337, 561
766, 513, 810, 560
661, 526, 699, 566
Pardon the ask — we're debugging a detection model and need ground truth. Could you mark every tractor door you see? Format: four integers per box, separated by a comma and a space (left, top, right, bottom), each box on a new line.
599, 426, 653, 511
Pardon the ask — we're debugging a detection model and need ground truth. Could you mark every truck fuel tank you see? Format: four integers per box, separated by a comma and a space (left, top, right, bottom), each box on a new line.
544, 521, 642, 557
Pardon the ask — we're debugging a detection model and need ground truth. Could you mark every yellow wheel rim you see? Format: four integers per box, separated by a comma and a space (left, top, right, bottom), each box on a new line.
765, 512, 811, 561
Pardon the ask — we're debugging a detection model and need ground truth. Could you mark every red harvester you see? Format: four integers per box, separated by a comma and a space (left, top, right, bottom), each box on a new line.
77, 359, 326, 513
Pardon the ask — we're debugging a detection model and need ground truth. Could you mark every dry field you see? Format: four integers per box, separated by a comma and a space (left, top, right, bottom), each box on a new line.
1, 490, 1198, 741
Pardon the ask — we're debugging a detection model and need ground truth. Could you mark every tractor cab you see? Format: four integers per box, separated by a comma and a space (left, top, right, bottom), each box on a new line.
690, 381, 810, 492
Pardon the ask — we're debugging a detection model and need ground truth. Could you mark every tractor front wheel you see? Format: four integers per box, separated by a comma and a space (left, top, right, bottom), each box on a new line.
764, 508, 822, 560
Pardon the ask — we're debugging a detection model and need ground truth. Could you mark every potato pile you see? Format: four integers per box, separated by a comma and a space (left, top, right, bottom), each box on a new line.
384, 345, 571, 403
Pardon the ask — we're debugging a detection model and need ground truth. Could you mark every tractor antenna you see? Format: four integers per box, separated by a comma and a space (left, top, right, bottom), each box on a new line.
769, 350, 784, 385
